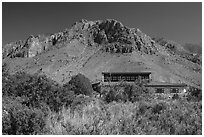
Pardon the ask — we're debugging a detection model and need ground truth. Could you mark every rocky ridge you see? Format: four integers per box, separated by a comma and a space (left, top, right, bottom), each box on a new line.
2, 19, 202, 89
3, 19, 157, 59
153, 37, 202, 65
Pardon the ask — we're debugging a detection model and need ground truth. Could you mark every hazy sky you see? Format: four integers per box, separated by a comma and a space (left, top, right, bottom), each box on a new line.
2, 2, 202, 45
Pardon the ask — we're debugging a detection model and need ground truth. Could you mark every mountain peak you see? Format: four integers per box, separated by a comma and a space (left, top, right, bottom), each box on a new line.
2, 19, 201, 88
3, 19, 158, 59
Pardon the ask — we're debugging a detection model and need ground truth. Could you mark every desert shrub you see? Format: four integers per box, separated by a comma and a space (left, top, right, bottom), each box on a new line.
70, 94, 93, 111
124, 84, 133, 98
138, 101, 151, 115
44, 98, 202, 135
126, 77, 150, 102
103, 79, 150, 103
151, 102, 166, 114
186, 86, 202, 101
45, 86, 75, 112
172, 94, 179, 100
104, 88, 116, 103
68, 73, 94, 96
92, 82, 101, 93
104, 85, 129, 103
2, 63, 16, 96
2, 71, 75, 112
127, 84, 142, 102
44, 97, 109, 135
158, 101, 201, 135
2, 96, 46, 135
2, 65, 201, 135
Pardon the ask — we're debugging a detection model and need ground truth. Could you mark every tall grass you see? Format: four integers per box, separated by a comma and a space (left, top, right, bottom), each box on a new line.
44, 98, 202, 135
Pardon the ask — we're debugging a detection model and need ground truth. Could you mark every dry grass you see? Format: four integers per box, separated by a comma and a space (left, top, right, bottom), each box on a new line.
44, 98, 202, 135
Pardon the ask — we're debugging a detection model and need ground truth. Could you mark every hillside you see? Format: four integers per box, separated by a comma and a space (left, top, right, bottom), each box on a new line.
2, 19, 202, 89
182, 43, 202, 55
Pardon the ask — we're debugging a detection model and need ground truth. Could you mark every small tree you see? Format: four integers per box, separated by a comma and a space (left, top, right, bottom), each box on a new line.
68, 73, 94, 96
129, 76, 147, 101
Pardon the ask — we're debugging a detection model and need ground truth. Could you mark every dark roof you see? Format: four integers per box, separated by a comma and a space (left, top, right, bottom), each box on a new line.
145, 82, 187, 87
102, 72, 151, 75
91, 81, 101, 86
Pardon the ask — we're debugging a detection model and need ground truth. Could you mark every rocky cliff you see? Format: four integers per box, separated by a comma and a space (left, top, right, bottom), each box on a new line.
3, 19, 157, 59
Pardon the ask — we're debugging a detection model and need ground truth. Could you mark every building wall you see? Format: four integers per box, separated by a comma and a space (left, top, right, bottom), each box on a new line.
102, 73, 151, 82
149, 87, 186, 94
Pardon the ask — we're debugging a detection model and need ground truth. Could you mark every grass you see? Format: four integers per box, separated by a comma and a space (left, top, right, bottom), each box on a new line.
44, 98, 202, 135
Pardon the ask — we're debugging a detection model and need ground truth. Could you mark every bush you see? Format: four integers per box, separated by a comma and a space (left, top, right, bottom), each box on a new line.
45, 98, 202, 135
172, 94, 179, 100
68, 73, 94, 96
151, 102, 166, 114
71, 94, 93, 111
92, 82, 101, 94
138, 102, 151, 115
2, 71, 75, 112
2, 65, 202, 135
187, 86, 202, 101
2, 96, 46, 135
104, 88, 116, 103
103, 78, 150, 103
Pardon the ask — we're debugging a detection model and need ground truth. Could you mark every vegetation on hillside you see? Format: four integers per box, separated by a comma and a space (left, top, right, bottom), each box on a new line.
182, 43, 202, 55
2, 65, 202, 135
152, 37, 202, 65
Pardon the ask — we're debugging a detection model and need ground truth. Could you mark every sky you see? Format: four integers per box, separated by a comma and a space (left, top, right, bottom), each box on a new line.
2, 2, 202, 45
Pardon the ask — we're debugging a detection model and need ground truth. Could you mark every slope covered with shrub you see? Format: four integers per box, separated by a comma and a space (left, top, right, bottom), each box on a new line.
2, 66, 202, 135
2, 65, 95, 134
45, 98, 202, 135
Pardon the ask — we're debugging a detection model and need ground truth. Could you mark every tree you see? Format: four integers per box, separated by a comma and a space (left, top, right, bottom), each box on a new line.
68, 73, 94, 96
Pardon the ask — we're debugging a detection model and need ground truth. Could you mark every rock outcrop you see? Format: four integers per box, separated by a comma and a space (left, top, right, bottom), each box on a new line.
153, 37, 202, 65
3, 19, 157, 59
3, 40, 26, 58
25, 35, 50, 57
89, 19, 157, 54
3, 32, 70, 58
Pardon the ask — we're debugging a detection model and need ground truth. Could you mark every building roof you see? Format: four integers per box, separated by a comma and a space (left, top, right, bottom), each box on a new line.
102, 72, 151, 75
145, 81, 187, 87
91, 81, 101, 86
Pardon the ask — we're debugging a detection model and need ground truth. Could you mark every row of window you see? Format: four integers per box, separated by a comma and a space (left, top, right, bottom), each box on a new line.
155, 88, 180, 93
104, 76, 149, 82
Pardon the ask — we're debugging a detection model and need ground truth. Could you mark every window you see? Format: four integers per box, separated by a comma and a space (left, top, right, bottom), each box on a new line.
155, 88, 164, 93
135, 76, 139, 81
170, 88, 179, 93
110, 76, 114, 81
144, 76, 149, 79
126, 76, 131, 81
115, 76, 118, 81
131, 76, 135, 81
104, 77, 107, 82
112, 76, 118, 82
118, 76, 122, 81
121, 76, 126, 81
116, 76, 119, 81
